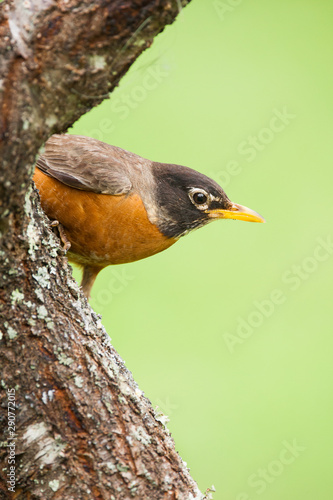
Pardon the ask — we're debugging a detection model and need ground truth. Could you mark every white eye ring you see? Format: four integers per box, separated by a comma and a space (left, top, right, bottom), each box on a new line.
188, 188, 210, 210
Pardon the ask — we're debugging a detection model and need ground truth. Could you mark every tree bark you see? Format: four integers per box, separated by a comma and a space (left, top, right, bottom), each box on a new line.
0, 1, 206, 499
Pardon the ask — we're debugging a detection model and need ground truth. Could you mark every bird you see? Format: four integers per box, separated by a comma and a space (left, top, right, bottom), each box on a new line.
33, 134, 265, 298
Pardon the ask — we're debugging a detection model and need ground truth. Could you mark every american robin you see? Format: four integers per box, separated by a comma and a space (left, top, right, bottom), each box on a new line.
33, 134, 265, 298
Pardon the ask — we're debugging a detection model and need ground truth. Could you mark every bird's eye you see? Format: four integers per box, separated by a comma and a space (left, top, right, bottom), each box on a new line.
189, 189, 210, 209
193, 192, 207, 205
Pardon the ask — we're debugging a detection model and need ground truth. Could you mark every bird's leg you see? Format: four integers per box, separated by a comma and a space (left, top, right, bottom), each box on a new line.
81, 265, 102, 299
50, 220, 71, 254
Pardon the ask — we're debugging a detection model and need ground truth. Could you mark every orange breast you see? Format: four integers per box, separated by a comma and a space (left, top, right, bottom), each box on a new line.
33, 169, 176, 267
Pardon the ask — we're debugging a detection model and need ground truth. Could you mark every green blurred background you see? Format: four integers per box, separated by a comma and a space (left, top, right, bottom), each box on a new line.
70, 1, 333, 498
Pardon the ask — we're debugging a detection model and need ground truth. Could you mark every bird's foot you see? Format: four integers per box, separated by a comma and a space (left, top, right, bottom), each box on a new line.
50, 220, 71, 254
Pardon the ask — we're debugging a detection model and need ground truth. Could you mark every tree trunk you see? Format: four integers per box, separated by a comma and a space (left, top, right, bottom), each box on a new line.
0, 1, 205, 498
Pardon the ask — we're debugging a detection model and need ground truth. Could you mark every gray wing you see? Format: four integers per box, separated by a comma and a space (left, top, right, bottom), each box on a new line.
36, 134, 134, 195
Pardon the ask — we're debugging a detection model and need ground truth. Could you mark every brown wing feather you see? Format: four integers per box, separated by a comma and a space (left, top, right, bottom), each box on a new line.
36, 134, 133, 195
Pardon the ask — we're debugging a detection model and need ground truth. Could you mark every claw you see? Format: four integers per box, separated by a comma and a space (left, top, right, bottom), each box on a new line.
50, 220, 71, 254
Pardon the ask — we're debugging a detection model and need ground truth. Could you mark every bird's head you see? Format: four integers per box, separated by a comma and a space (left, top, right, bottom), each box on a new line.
151, 163, 265, 238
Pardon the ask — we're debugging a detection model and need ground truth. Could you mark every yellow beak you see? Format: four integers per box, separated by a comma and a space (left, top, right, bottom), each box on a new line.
206, 203, 266, 223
